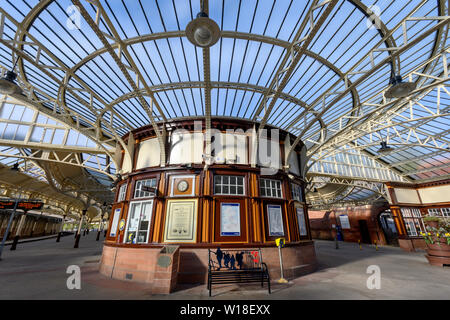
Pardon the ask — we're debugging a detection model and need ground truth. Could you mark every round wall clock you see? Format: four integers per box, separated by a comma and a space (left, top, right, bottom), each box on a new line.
177, 180, 189, 192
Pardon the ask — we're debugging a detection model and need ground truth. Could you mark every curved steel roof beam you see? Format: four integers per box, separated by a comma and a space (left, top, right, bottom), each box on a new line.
60, 35, 352, 147
103, 81, 326, 142
285, 1, 446, 142
15, 0, 395, 127
107, 81, 310, 113
70, 0, 167, 170
287, 10, 449, 165
61, 32, 358, 123
251, 0, 339, 132
252, 0, 402, 132
0, 10, 128, 162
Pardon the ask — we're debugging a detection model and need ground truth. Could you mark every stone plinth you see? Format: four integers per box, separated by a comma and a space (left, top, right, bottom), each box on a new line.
99, 241, 318, 291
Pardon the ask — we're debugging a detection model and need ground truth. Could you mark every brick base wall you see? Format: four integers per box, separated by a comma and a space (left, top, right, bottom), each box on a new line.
99, 242, 318, 289
399, 238, 426, 252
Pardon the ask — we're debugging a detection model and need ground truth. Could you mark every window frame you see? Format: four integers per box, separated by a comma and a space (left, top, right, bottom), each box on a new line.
117, 183, 127, 202
296, 206, 308, 237
213, 175, 246, 196
291, 183, 303, 202
123, 199, 154, 244
259, 178, 283, 199
428, 208, 450, 220
400, 207, 425, 237
133, 178, 158, 199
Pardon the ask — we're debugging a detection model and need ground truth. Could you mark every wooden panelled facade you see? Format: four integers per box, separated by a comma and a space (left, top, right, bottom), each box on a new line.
105, 119, 311, 248
386, 179, 450, 252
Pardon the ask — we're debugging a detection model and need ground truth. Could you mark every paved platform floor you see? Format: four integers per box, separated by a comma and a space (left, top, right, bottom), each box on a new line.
0, 233, 449, 300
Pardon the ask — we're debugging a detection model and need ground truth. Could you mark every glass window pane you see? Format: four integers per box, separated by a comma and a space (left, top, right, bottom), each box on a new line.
134, 178, 156, 198
30, 126, 44, 142
125, 203, 141, 244
139, 221, 149, 230
141, 202, 152, 221
214, 175, 244, 195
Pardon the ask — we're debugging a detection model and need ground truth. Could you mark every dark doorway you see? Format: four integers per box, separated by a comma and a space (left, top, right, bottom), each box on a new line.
358, 220, 371, 244
379, 210, 399, 246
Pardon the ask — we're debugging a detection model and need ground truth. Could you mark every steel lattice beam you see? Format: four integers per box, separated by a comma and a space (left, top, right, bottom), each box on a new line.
71, 0, 167, 169
286, 6, 450, 162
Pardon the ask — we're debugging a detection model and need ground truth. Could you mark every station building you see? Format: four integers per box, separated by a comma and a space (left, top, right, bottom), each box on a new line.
0, 0, 448, 295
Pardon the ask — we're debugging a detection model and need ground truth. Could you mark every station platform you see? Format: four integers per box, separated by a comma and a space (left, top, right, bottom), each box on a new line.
0, 234, 449, 300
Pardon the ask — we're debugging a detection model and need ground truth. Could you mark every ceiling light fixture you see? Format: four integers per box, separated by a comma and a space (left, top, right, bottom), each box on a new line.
385, 74, 416, 99
0, 58, 21, 95
10, 162, 20, 171
0, 70, 21, 95
185, 10, 220, 48
378, 141, 393, 153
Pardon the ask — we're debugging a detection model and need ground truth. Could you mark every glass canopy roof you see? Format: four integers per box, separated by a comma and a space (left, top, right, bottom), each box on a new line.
0, 0, 448, 210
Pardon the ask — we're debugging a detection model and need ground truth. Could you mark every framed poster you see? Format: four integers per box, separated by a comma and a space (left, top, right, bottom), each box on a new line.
109, 208, 121, 237
267, 204, 284, 236
339, 215, 351, 229
220, 203, 241, 236
296, 207, 307, 236
164, 199, 198, 243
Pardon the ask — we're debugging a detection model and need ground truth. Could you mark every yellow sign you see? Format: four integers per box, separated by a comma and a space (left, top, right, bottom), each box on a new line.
275, 237, 285, 248
118, 219, 126, 231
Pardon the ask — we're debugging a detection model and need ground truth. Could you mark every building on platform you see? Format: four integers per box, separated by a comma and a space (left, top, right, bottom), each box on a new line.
308, 203, 398, 246
100, 118, 318, 291
385, 179, 450, 252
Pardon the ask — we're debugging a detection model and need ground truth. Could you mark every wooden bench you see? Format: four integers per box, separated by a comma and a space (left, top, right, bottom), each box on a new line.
207, 248, 271, 296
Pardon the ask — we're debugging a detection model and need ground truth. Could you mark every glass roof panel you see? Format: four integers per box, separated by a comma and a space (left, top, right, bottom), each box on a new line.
0, 0, 447, 209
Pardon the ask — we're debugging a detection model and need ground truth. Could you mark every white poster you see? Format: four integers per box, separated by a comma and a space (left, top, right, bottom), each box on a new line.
164, 200, 198, 242
110, 208, 121, 237
296, 207, 307, 236
221, 203, 241, 236
267, 204, 284, 236
339, 215, 351, 229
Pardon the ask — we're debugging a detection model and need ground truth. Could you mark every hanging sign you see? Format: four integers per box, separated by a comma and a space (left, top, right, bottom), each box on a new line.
0, 200, 43, 210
